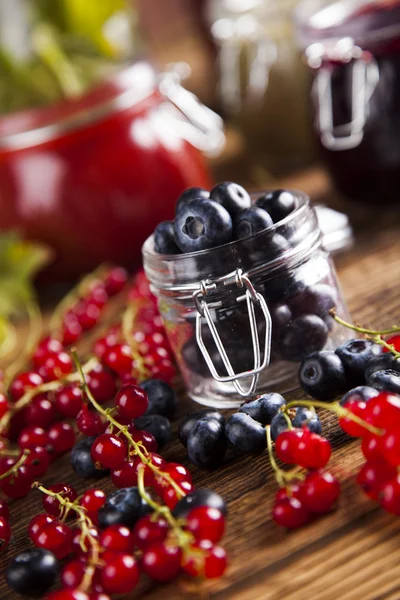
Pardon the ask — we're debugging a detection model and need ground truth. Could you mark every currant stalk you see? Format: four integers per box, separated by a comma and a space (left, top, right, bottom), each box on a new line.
122, 301, 151, 381
0, 449, 30, 481
266, 426, 304, 487
331, 310, 400, 358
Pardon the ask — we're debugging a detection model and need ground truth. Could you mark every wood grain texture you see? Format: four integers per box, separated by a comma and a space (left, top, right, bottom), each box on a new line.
1, 177, 400, 600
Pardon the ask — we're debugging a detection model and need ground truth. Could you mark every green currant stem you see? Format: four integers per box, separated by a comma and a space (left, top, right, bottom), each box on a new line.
331, 311, 400, 337
265, 426, 303, 488
49, 263, 110, 335
72, 352, 186, 499
283, 400, 382, 437
0, 449, 30, 481
33, 482, 100, 593
122, 301, 151, 382
373, 336, 400, 359
0, 320, 17, 361
4, 300, 43, 388
0, 356, 98, 433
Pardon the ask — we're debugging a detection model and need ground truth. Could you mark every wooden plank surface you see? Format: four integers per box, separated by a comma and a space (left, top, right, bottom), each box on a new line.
1, 173, 400, 600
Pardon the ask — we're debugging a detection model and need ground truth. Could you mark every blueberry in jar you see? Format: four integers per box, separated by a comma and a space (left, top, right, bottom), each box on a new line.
140, 379, 177, 418
179, 409, 224, 447
335, 339, 382, 386
289, 284, 337, 324
225, 413, 266, 454
175, 186, 210, 214
234, 207, 273, 240
292, 407, 322, 434
134, 414, 172, 449
98, 487, 150, 528
340, 385, 380, 406
210, 181, 251, 216
187, 418, 227, 469
299, 350, 347, 400
280, 315, 329, 362
174, 199, 233, 252
71, 436, 109, 478
256, 189, 296, 223
366, 369, 400, 394
154, 221, 181, 254
6, 548, 59, 596
239, 393, 285, 425
270, 304, 292, 341
173, 489, 227, 518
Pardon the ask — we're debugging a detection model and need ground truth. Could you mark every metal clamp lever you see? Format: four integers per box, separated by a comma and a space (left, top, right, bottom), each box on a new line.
193, 269, 272, 398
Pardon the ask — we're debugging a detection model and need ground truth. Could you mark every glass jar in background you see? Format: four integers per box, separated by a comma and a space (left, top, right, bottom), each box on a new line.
295, 0, 400, 205
207, 0, 315, 176
143, 190, 352, 409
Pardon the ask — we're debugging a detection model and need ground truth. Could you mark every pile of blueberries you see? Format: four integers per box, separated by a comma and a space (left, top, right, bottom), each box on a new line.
153, 182, 296, 254
179, 337, 400, 471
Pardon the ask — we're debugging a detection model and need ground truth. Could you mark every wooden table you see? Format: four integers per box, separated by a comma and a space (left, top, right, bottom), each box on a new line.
1, 171, 400, 600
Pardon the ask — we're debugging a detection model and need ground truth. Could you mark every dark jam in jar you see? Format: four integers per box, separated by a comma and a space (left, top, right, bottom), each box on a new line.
296, 0, 400, 205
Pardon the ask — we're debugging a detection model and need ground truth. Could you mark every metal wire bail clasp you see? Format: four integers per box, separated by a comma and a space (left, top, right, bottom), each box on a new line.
193, 269, 272, 398
307, 38, 380, 151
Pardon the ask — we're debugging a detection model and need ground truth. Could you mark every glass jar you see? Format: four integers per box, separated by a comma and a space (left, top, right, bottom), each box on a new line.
207, 0, 314, 175
295, 0, 400, 205
143, 190, 352, 408
0, 62, 223, 281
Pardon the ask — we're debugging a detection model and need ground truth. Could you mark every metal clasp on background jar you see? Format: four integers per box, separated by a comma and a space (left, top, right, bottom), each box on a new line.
306, 37, 380, 151
143, 191, 353, 408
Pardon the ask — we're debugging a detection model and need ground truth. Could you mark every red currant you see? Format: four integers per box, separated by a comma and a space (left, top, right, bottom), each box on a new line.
62, 313, 83, 346
272, 497, 311, 529
91, 434, 127, 469
163, 481, 194, 509
55, 386, 83, 418
383, 334, 400, 353
0, 516, 11, 551
0, 393, 9, 418
10, 371, 43, 401
154, 462, 192, 495
130, 428, 158, 452
149, 359, 176, 384
356, 459, 397, 500
186, 506, 225, 543
28, 514, 56, 542
18, 425, 48, 449
339, 400, 368, 437
76, 405, 104, 436
25, 446, 51, 476
275, 429, 303, 464
380, 475, 400, 514
294, 430, 332, 470
199, 542, 228, 579
0, 499, 9, 520
35, 521, 73, 559
61, 559, 86, 588
132, 515, 168, 551
99, 524, 134, 553
43, 483, 78, 517
142, 542, 182, 583
45, 589, 90, 600
104, 267, 128, 296
115, 384, 148, 419
0, 463, 33, 498
87, 283, 108, 308
103, 344, 133, 376
298, 470, 340, 513
37, 352, 73, 382
93, 333, 119, 360
365, 391, 400, 428
71, 526, 99, 557
24, 394, 57, 428
111, 458, 139, 488
361, 434, 383, 461
33, 338, 64, 367
79, 489, 106, 525
380, 428, 400, 466
47, 422, 75, 455
275, 483, 303, 504
87, 365, 116, 404
101, 554, 140, 594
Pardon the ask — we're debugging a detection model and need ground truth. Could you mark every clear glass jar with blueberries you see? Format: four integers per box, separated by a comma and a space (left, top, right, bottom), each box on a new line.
143, 183, 353, 408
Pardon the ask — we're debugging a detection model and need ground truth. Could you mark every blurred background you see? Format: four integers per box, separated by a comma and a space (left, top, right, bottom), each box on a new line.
0, 0, 398, 282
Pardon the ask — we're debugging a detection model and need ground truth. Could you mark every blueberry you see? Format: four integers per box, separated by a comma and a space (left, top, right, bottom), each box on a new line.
234, 207, 273, 240
335, 339, 381, 386
135, 414, 171, 449
71, 436, 109, 478
292, 407, 322, 434
266, 233, 291, 258
173, 489, 227, 519
271, 304, 292, 341
299, 350, 347, 400
187, 418, 227, 469
176, 186, 210, 214
270, 412, 290, 442
98, 487, 150, 529
179, 409, 224, 447
340, 385, 380, 406
140, 379, 177, 418
6, 548, 59, 596
154, 220, 181, 254
174, 199, 233, 252
255, 189, 296, 223
289, 284, 337, 322
210, 181, 251, 216
280, 315, 328, 362
365, 353, 400, 379
225, 413, 266, 454
366, 369, 400, 394
239, 393, 285, 425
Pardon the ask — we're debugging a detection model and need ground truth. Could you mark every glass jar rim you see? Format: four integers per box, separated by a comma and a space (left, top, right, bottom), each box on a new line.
142, 190, 322, 294
0, 61, 157, 152
295, 0, 400, 50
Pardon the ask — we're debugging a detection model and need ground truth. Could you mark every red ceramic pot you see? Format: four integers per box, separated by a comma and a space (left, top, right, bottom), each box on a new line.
0, 62, 222, 281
